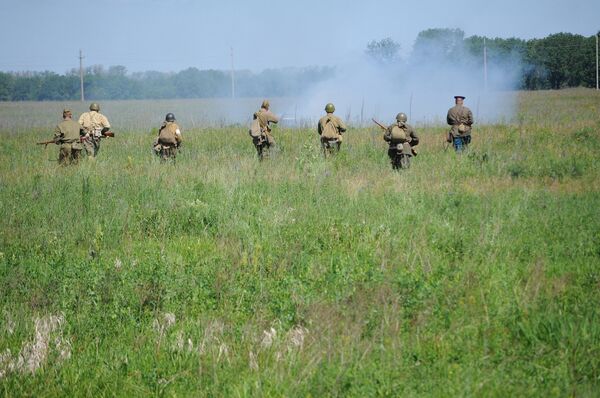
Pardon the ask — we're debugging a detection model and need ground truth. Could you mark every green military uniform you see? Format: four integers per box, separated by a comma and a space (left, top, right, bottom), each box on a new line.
54, 109, 83, 165
384, 121, 419, 159
78, 103, 111, 157
156, 121, 182, 162
446, 96, 473, 151
317, 103, 347, 156
252, 100, 279, 160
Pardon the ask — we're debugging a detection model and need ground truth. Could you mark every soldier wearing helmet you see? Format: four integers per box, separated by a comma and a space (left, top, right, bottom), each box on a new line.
317, 103, 347, 156
53, 108, 83, 165
383, 112, 419, 169
154, 113, 182, 162
78, 102, 111, 158
250, 99, 279, 160
446, 95, 474, 152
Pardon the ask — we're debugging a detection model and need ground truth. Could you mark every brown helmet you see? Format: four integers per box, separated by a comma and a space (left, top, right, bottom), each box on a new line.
89, 103, 100, 111
325, 103, 335, 113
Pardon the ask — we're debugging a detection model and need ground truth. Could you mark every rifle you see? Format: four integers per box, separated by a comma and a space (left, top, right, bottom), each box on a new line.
372, 118, 387, 130
38, 131, 115, 148
36, 139, 56, 148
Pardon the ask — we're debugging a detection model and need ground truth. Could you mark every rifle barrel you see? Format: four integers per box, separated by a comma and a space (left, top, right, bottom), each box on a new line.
371, 118, 387, 130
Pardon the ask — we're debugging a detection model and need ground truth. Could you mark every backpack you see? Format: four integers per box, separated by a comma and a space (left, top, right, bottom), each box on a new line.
321, 117, 339, 139
249, 117, 262, 138
158, 123, 178, 145
390, 124, 407, 142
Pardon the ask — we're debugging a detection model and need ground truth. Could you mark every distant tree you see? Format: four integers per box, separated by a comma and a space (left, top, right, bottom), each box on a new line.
0, 72, 14, 101
412, 28, 465, 64
366, 38, 401, 64
526, 33, 593, 89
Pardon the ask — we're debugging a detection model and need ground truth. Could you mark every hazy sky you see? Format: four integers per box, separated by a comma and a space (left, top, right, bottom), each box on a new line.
1, 0, 598, 73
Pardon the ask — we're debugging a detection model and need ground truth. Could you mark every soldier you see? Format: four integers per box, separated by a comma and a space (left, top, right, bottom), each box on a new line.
317, 103, 346, 156
383, 112, 419, 170
250, 99, 279, 160
53, 108, 83, 165
78, 102, 111, 158
154, 113, 182, 162
446, 95, 474, 152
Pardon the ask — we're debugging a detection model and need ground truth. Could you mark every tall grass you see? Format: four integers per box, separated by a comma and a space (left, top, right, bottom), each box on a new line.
0, 89, 599, 396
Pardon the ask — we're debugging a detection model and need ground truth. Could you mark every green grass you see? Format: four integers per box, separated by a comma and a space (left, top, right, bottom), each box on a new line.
0, 89, 599, 396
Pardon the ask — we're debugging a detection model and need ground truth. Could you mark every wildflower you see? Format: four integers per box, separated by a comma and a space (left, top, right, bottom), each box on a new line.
218, 343, 229, 363
261, 327, 277, 348
163, 313, 176, 328
288, 326, 309, 349
249, 351, 258, 371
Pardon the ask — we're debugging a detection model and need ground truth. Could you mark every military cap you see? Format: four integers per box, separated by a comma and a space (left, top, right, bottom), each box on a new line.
454, 95, 466, 99
261, 99, 270, 109
63, 108, 72, 114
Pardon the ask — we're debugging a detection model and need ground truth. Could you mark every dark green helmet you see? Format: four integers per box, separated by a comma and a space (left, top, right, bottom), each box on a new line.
165, 113, 176, 122
325, 103, 335, 113
89, 103, 100, 111
396, 112, 407, 123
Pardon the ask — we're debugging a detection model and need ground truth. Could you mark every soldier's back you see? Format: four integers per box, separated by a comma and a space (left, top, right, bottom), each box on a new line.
58, 119, 82, 142
158, 122, 180, 145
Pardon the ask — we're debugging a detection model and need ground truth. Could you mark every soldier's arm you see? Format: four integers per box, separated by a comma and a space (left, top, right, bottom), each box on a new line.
101, 114, 111, 129
409, 126, 419, 145
338, 118, 347, 133
317, 120, 323, 135
467, 109, 474, 126
446, 110, 454, 126
53, 125, 62, 142
175, 126, 182, 143
383, 125, 393, 141
100, 115, 111, 133
268, 111, 279, 124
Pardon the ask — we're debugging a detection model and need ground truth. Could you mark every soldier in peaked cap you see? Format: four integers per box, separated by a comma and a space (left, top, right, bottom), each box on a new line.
446, 95, 474, 152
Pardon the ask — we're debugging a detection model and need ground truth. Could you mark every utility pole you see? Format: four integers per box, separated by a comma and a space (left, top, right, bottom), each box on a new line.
230, 47, 235, 99
79, 49, 85, 102
483, 38, 488, 91
596, 32, 600, 91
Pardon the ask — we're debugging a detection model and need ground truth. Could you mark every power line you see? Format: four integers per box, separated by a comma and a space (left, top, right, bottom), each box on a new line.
596, 33, 599, 90
230, 47, 235, 99
79, 49, 85, 102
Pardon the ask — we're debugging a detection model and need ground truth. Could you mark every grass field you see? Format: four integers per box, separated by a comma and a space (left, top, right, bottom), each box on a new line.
0, 89, 599, 396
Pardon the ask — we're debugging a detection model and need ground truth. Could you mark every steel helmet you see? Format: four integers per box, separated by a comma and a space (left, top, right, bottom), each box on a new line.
325, 103, 335, 113
89, 103, 100, 111
165, 113, 176, 122
396, 112, 407, 122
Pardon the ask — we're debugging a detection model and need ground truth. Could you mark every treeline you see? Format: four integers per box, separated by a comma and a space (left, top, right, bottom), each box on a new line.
0, 66, 334, 101
462, 31, 598, 89
0, 30, 598, 101
367, 29, 598, 90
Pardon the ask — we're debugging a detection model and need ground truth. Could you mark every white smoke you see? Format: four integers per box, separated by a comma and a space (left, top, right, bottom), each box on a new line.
288, 36, 521, 127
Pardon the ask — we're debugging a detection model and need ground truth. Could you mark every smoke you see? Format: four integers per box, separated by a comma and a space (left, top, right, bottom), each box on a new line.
288, 35, 522, 127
